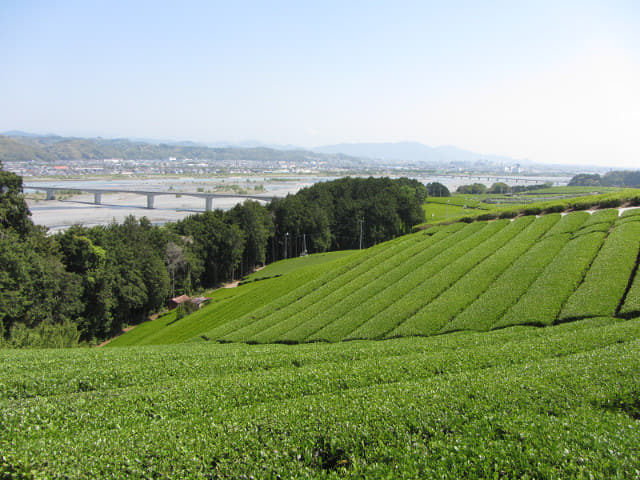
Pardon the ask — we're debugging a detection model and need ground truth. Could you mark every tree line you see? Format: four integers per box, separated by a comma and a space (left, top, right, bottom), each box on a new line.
568, 171, 640, 188
0, 164, 428, 346
456, 182, 552, 195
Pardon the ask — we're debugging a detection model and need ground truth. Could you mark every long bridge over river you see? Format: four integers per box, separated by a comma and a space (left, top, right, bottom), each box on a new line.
24, 185, 279, 211
421, 174, 557, 185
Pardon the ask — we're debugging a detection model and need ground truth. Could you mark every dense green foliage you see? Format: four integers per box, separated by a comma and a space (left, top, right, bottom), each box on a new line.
456, 182, 488, 194
269, 176, 427, 254
2, 318, 640, 478
425, 181, 450, 197
569, 170, 640, 187
0, 162, 84, 345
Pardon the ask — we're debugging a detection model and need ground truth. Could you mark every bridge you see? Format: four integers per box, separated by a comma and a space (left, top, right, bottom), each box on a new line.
23, 185, 279, 211
423, 174, 556, 185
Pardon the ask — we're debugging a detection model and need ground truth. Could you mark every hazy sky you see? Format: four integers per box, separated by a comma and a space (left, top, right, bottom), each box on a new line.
1, 1, 639, 167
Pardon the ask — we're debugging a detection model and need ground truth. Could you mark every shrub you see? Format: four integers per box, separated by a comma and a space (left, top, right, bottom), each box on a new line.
523, 206, 542, 215
4, 320, 81, 348
544, 204, 567, 213
498, 209, 519, 219
598, 198, 623, 209
477, 212, 498, 221
175, 300, 200, 320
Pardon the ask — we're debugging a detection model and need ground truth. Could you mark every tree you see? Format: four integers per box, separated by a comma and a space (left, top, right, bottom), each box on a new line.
457, 183, 487, 194
171, 211, 244, 286
229, 200, 274, 275
165, 241, 188, 298
55, 227, 116, 340
488, 182, 511, 194
0, 164, 83, 339
426, 182, 450, 197
0, 161, 33, 237
568, 174, 602, 187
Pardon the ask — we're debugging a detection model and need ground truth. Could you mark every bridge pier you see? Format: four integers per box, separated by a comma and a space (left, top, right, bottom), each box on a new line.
46, 189, 55, 200
94, 192, 102, 205
147, 194, 155, 209
205, 197, 213, 211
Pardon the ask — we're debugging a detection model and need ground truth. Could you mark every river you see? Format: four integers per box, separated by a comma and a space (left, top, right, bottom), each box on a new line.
24, 174, 570, 232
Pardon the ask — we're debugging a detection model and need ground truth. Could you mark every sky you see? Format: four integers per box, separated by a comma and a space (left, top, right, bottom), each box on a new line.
1, 0, 639, 168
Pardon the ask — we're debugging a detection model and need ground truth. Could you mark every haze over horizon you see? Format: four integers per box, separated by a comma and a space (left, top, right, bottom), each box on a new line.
1, 1, 639, 168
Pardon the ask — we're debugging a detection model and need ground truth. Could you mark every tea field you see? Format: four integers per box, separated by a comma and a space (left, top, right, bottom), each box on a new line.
2, 317, 640, 478
112, 207, 640, 346
4, 207, 640, 478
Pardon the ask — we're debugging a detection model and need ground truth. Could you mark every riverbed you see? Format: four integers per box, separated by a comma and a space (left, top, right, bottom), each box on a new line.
25, 174, 570, 232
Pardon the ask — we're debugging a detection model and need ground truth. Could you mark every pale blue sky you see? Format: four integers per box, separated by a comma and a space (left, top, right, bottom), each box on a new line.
1, 1, 639, 167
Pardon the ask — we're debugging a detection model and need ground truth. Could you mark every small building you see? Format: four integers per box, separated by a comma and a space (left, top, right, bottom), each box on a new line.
167, 294, 191, 310
191, 297, 211, 308
167, 295, 211, 310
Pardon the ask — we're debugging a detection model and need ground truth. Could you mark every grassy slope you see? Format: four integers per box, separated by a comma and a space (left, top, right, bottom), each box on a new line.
109, 250, 362, 347
242, 250, 358, 281
2, 317, 640, 478
114, 208, 640, 346
418, 188, 640, 227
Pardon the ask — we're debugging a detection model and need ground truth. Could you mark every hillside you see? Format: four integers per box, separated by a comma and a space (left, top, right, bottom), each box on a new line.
112, 207, 640, 347
3, 317, 640, 478
0, 133, 362, 164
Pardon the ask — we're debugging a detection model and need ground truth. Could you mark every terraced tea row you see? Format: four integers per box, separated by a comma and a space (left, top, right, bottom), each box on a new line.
114, 208, 640, 346
218, 223, 471, 343
207, 227, 443, 341
3, 318, 640, 478
385, 215, 547, 338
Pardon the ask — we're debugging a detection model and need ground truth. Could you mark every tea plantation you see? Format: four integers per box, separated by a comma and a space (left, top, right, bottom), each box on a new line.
2, 317, 640, 478
3, 207, 640, 478
112, 208, 640, 346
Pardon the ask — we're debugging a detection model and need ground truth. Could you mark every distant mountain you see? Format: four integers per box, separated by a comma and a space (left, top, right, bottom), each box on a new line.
314, 141, 524, 166
1, 130, 51, 138
0, 134, 363, 165
208, 140, 302, 150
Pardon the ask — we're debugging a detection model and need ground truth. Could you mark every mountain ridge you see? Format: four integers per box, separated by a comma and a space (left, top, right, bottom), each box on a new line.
313, 141, 526, 166
0, 133, 360, 164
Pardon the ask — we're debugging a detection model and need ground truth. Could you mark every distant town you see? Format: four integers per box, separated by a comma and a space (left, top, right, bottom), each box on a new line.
4, 156, 533, 178
0, 133, 585, 179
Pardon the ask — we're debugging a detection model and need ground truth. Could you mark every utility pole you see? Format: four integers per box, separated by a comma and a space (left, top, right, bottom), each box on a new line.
359, 218, 364, 250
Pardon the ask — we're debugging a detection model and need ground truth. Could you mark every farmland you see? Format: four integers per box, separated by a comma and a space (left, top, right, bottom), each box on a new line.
4, 207, 640, 478
418, 187, 640, 226
113, 207, 640, 346
2, 317, 640, 478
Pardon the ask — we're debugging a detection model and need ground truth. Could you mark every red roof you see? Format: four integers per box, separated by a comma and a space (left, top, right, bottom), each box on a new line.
170, 294, 190, 304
